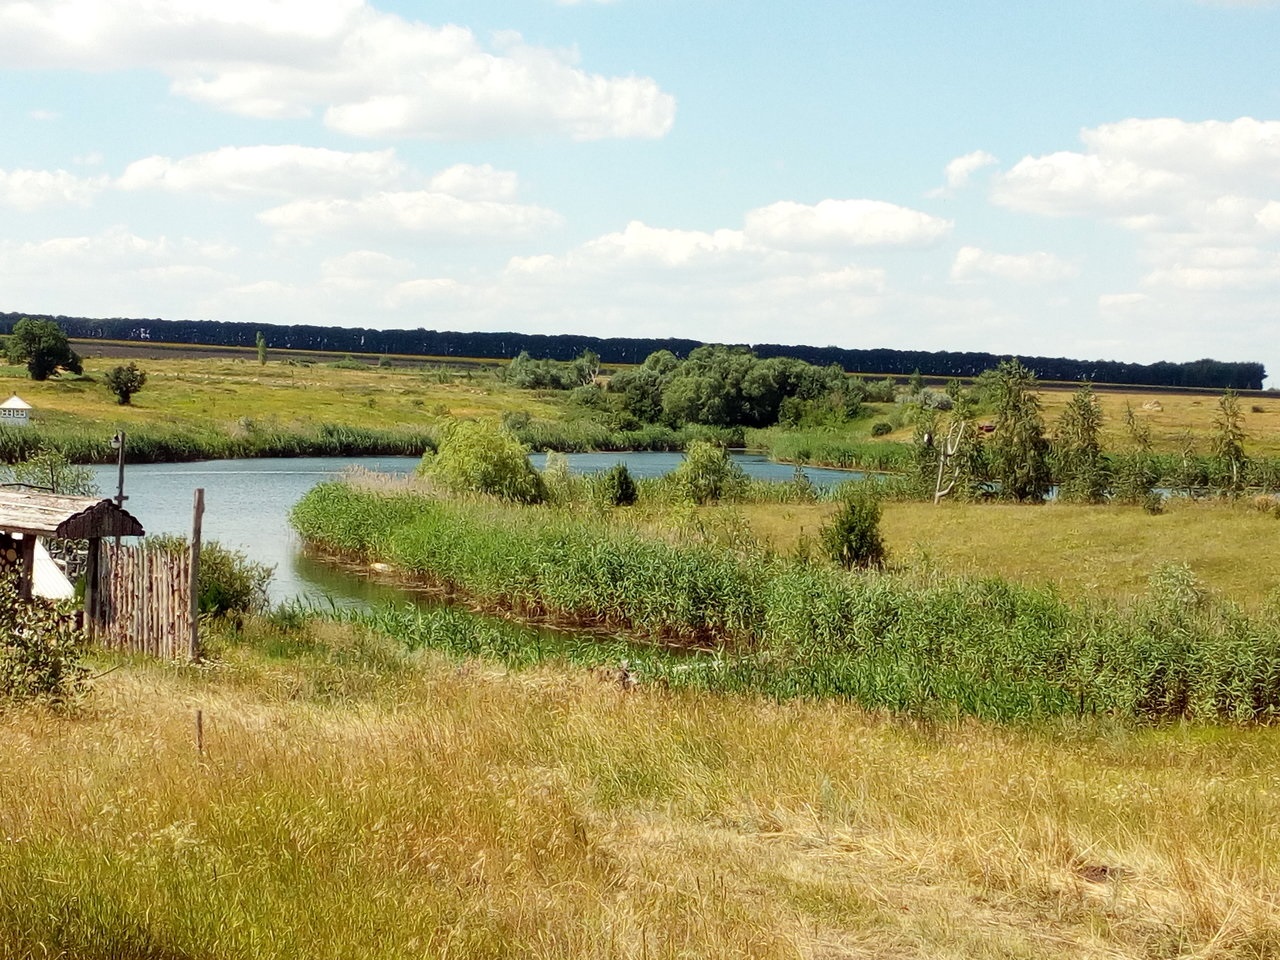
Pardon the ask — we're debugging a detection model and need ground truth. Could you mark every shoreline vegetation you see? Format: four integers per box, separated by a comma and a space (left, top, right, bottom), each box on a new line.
290, 478, 1280, 725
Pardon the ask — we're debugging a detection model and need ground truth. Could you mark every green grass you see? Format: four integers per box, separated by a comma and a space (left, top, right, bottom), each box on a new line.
290, 480, 1280, 723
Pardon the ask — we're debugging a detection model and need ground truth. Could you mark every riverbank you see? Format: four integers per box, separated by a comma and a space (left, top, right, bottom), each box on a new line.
290, 480, 1280, 723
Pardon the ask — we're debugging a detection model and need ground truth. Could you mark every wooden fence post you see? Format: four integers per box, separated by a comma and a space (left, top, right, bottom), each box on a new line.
189, 488, 204, 661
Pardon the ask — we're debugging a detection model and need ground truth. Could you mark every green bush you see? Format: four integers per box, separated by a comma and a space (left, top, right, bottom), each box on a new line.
104, 362, 147, 405
668, 440, 748, 504
422, 419, 546, 504
870, 421, 893, 437
150, 536, 273, 620
598, 463, 638, 506
0, 576, 87, 704
820, 487, 886, 570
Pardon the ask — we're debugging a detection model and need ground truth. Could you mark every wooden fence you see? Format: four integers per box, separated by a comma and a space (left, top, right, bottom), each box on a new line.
96, 542, 195, 659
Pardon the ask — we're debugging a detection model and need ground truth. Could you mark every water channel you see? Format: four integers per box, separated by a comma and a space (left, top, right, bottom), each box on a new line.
87, 452, 860, 606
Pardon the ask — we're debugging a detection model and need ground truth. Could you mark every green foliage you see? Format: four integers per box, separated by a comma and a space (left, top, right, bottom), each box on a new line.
987, 358, 1051, 502
819, 487, 886, 570
256, 331, 267, 366
295, 481, 1280, 723
1212, 389, 1247, 493
327, 355, 368, 370
668, 440, 749, 504
0, 576, 87, 705
598, 462, 638, 506
5, 318, 82, 381
151, 535, 273, 620
103, 361, 147, 405
4, 449, 98, 495
1053, 384, 1107, 503
870, 421, 893, 437
423, 419, 546, 503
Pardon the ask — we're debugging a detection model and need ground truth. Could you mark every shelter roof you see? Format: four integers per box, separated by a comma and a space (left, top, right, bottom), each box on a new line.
0, 396, 31, 410
0, 488, 144, 539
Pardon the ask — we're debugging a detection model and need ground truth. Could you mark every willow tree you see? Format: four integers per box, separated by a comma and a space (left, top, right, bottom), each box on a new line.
1212, 389, 1247, 493
1053, 384, 1107, 503
987, 359, 1050, 502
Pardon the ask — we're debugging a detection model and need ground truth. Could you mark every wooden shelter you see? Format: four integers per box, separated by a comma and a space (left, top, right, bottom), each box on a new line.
0, 488, 144, 620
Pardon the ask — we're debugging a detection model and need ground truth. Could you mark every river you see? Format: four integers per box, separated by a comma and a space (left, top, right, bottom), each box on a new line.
87, 452, 858, 605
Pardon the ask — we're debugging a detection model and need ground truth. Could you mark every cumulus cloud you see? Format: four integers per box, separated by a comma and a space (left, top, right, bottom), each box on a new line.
426, 164, 519, 202
951, 246, 1079, 283
992, 118, 1280, 233
0, 0, 675, 140
117, 145, 404, 197
0, 168, 106, 209
744, 199, 952, 250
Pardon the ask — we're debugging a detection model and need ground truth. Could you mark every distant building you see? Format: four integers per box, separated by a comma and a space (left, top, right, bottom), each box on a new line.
0, 395, 31, 427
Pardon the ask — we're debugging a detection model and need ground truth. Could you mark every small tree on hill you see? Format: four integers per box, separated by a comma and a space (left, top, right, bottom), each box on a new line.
105, 362, 147, 405
256, 331, 268, 366
6, 318, 82, 381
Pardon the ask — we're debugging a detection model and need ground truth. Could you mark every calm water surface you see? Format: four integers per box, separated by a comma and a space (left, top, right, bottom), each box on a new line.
88, 453, 860, 604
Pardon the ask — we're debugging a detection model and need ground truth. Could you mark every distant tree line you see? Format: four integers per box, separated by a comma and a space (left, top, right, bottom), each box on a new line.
0, 312, 1264, 390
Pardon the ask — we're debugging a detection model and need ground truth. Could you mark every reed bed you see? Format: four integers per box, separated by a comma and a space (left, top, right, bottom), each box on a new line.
291, 481, 1280, 723
0, 423, 438, 464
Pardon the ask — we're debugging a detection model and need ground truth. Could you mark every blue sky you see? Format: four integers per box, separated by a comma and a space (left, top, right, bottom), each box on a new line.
3, 0, 1280, 380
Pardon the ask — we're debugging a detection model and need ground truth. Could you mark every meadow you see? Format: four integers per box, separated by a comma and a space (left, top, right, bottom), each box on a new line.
3, 620, 1280, 959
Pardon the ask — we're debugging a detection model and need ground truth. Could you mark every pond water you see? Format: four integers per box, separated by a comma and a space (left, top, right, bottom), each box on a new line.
87, 452, 860, 605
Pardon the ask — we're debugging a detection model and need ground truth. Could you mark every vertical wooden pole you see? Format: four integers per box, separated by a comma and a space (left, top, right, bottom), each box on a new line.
84, 537, 100, 639
189, 488, 204, 662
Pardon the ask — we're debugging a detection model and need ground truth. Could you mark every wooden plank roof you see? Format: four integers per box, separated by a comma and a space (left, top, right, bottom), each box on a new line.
0, 489, 144, 539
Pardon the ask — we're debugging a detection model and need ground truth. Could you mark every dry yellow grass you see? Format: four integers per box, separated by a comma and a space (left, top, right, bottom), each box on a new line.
737, 497, 1280, 607
2, 628, 1279, 958
0, 355, 557, 434
1038, 385, 1280, 456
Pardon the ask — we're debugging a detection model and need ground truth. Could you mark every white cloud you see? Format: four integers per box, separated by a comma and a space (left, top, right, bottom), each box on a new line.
951, 246, 1079, 283
258, 191, 562, 241
117, 145, 404, 197
744, 199, 952, 250
938, 150, 998, 193
0, 0, 675, 140
0, 168, 107, 209
426, 164, 519, 202
992, 118, 1280, 235
28, 109, 59, 121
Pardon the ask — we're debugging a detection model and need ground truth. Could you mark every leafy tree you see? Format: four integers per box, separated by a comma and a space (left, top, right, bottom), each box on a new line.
422, 419, 546, 503
1212, 389, 1247, 493
104, 362, 147, 405
5, 450, 97, 496
820, 486, 886, 570
1053, 384, 1107, 503
987, 359, 1051, 502
256, 331, 267, 366
5, 318, 82, 381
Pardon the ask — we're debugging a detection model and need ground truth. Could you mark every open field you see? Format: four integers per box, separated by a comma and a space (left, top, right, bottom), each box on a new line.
735, 496, 1280, 608
3, 627, 1279, 959
3, 355, 553, 436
